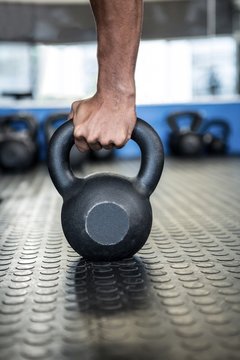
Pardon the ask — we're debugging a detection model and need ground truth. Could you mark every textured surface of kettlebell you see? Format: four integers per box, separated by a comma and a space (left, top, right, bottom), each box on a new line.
48, 118, 164, 261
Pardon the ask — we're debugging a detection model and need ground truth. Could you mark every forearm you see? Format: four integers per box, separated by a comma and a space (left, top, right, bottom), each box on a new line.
90, 0, 143, 98
70, 1, 143, 151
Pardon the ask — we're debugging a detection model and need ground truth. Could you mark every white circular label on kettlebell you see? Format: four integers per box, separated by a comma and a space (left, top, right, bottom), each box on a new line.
86, 203, 129, 246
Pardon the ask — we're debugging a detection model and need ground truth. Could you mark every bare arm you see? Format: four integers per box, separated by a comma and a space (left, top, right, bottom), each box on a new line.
69, 0, 143, 152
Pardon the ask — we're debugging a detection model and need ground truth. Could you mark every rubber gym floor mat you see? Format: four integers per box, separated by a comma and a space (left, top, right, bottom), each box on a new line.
0, 158, 239, 360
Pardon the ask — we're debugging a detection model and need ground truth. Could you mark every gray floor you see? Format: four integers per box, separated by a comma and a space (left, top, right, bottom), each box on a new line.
0, 158, 240, 360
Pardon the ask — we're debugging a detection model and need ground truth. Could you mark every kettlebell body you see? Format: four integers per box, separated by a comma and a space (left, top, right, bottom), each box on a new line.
62, 174, 152, 261
0, 114, 38, 171
48, 118, 164, 261
167, 111, 204, 157
202, 120, 230, 155
169, 131, 203, 157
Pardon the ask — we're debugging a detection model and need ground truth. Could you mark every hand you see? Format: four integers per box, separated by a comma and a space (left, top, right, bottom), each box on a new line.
68, 93, 136, 152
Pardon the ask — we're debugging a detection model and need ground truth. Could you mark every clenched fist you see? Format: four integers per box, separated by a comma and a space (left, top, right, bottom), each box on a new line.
69, 93, 136, 152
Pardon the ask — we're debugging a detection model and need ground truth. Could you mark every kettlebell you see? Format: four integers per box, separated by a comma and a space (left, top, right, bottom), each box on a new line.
202, 120, 230, 155
48, 118, 164, 261
167, 111, 204, 156
0, 113, 38, 171
44, 113, 87, 169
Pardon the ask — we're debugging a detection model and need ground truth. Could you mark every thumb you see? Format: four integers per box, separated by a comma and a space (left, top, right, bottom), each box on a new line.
67, 112, 73, 121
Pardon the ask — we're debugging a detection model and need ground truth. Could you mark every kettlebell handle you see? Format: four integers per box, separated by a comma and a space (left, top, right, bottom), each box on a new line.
167, 111, 202, 132
48, 118, 164, 198
202, 119, 230, 141
44, 113, 69, 141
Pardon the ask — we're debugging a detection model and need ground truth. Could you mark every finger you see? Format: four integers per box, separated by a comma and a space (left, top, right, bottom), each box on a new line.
75, 137, 90, 152
71, 101, 80, 113
114, 137, 128, 149
102, 143, 113, 150
68, 100, 81, 120
68, 111, 73, 121
89, 142, 102, 152
68, 103, 75, 120
115, 143, 125, 149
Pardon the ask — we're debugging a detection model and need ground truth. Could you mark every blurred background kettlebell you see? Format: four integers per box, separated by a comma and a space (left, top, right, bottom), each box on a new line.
202, 119, 230, 155
0, 113, 38, 172
167, 111, 204, 157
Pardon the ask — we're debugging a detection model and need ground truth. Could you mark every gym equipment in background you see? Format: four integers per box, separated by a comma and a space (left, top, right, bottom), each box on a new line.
0, 113, 38, 172
167, 111, 204, 157
48, 118, 164, 261
2, 91, 33, 100
202, 120, 230, 155
44, 113, 87, 169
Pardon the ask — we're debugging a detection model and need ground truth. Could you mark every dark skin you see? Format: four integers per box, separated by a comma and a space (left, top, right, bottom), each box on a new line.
69, 0, 143, 152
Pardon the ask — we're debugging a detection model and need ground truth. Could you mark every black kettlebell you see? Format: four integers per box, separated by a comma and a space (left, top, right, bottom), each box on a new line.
0, 113, 38, 171
48, 118, 164, 261
202, 120, 230, 155
44, 113, 87, 169
167, 111, 204, 156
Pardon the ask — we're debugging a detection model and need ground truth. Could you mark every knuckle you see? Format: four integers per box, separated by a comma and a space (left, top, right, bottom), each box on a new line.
74, 127, 84, 139
72, 100, 80, 110
75, 142, 89, 153
91, 144, 101, 151
115, 135, 126, 147
127, 133, 132, 141
88, 136, 99, 144
103, 144, 113, 150
73, 127, 78, 136
115, 141, 124, 148
102, 139, 113, 147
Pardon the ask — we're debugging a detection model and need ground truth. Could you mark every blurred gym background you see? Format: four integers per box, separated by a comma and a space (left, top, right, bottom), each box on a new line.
0, 0, 240, 165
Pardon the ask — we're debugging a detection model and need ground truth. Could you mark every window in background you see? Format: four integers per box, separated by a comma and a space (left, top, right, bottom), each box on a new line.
136, 37, 237, 103
35, 36, 238, 104
191, 37, 237, 98
35, 40, 193, 104
135, 39, 192, 104
0, 37, 238, 104
35, 44, 98, 100
0, 43, 32, 96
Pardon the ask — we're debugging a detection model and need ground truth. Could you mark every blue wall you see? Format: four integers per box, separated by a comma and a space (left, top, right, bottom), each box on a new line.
0, 101, 239, 159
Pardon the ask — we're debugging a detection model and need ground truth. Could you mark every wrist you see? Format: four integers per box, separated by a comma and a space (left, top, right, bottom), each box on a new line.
97, 69, 135, 96
97, 81, 135, 102
96, 88, 135, 109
